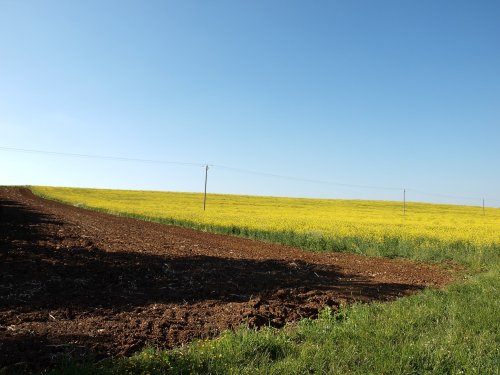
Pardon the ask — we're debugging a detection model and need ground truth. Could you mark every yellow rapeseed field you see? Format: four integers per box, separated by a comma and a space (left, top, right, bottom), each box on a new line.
31, 186, 500, 261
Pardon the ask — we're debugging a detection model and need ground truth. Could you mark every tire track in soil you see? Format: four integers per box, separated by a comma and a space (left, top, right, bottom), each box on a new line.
0, 188, 456, 371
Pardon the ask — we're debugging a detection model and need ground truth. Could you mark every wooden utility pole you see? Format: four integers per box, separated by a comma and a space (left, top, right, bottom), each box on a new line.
483, 198, 485, 216
403, 189, 406, 216
203, 165, 209, 211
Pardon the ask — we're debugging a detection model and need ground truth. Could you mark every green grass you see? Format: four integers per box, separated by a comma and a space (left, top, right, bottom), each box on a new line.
23, 187, 500, 374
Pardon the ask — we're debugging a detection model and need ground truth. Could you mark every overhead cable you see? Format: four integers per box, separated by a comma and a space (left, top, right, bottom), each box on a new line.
0, 146, 205, 167
213, 164, 402, 191
1, 145, 498, 202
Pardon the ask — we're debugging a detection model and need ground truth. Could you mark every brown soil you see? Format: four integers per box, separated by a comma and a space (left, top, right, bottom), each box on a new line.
0, 187, 455, 371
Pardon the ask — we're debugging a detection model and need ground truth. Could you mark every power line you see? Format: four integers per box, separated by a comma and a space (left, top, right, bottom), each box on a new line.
0, 146, 400, 190
213, 164, 330, 185
0, 146, 205, 167
213, 164, 401, 191
1, 145, 499, 203
405, 188, 481, 202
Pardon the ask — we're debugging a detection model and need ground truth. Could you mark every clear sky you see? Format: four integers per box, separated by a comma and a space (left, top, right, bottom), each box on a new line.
1, 0, 499, 206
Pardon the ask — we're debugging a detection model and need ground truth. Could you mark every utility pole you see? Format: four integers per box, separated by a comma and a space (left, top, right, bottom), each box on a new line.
483, 198, 485, 216
203, 165, 209, 211
403, 188, 406, 216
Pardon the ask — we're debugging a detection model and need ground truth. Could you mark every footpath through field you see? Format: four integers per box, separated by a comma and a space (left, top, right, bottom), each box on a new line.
0, 187, 455, 371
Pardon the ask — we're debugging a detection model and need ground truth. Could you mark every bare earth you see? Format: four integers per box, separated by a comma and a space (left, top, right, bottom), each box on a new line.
0, 188, 455, 371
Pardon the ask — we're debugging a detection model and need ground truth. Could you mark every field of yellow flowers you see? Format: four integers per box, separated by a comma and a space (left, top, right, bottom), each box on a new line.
31, 186, 500, 267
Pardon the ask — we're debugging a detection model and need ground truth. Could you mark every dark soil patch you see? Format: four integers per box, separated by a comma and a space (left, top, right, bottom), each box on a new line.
0, 187, 455, 372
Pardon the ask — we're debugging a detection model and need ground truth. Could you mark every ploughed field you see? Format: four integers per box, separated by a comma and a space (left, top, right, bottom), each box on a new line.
0, 188, 454, 370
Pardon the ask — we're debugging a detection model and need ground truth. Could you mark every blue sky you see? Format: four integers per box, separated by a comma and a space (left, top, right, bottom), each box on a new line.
1, 0, 499, 206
